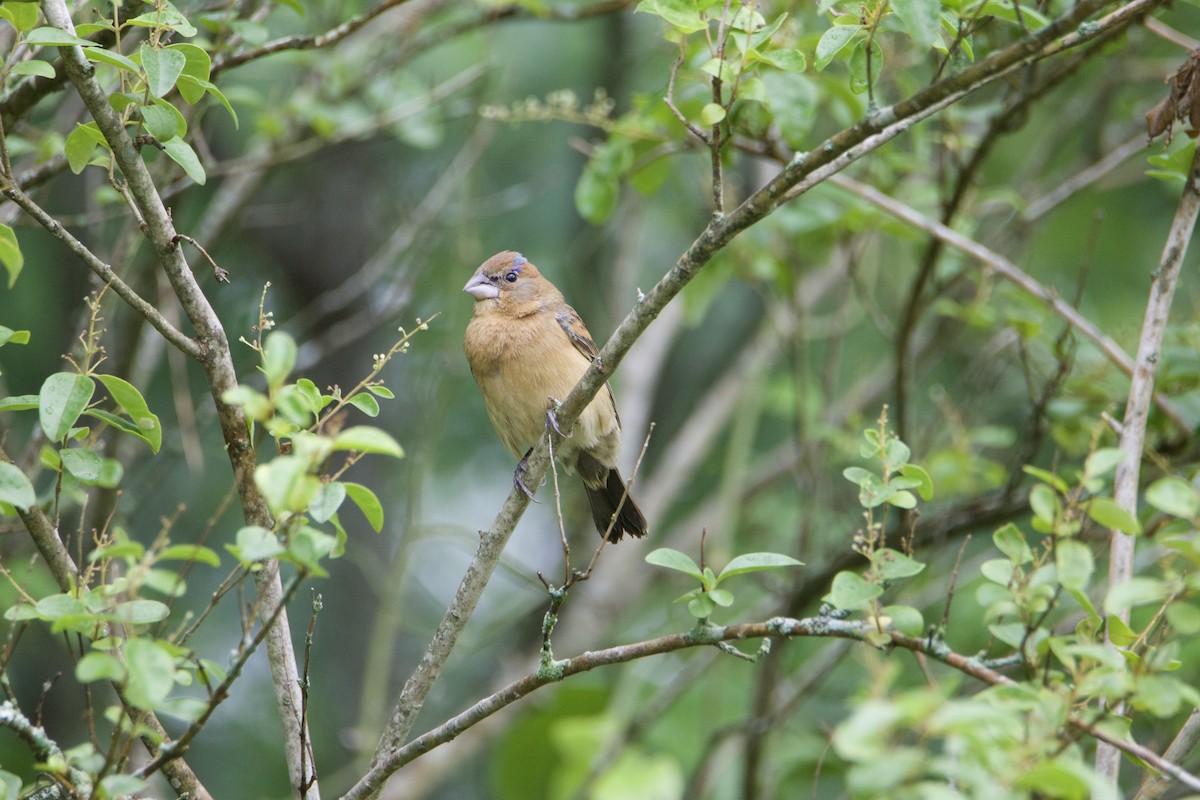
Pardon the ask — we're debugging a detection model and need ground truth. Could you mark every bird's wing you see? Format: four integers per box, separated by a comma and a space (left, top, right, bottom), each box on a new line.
555, 306, 600, 363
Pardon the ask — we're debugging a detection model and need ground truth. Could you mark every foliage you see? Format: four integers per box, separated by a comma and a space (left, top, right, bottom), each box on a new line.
1, 0, 1199, 798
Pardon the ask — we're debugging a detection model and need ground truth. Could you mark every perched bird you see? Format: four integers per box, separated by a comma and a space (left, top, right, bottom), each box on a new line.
463, 251, 648, 543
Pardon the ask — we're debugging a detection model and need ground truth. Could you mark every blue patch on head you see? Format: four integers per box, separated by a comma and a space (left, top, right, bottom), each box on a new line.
512, 253, 526, 267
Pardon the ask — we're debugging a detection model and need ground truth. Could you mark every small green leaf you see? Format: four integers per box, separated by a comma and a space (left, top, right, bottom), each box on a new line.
1145, 476, 1198, 519
99, 775, 148, 797
84, 47, 140, 73
124, 637, 176, 710
717, 551, 803, 581
61, 447, 103, 482
65, 125, 102, 174
160, 136, 206, 185
76, 651, 126, 683
344, 482, 384, 532
0, 462, 36, 510
112, 599, 170, 624
687, 594, 717, 618
158, 544, 220, 567
1084, 447, 1123, 479
898, 463, 933, 500
1029, 483, 1058, 524
331, 426, 404, 458
140, 99, 186, 140
873, 548, 925, 580
227, 525, 285, 563
993, 523, 1033, 564
891, 0, 940, 49
814, 24, 860, 71
0, 395, 37, 411
1106, 614, 1137, 647
759, 48, 807, 72
0, 326, 30, 347
699, 102, 726, 126
261, 331, 297, 388
0, 223, 23, 288
11, 60, 55, 79
635, 0, 708, 34
25, 26, 95, 47
309, 481, 346, 523
176, 76, 239, 127
881, 604, 924, 636
0, 2, 40, 31
645, 547, 703, 580
1023, 465, 1069, 493
347, 393, 380, 417
139, 43, 186, 97
708, 588, 734, 607
575, 162, 619, 225
823, 570, 883, 610
254, 456, 320, 515
39, 372, 95, 442
1105, 577, 1170, 616
1055, 540, 1094, 592
1087, 497, 1141, 535
96, 374, 162, 453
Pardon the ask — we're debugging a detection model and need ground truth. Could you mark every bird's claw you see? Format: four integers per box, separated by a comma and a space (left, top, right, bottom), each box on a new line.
514, 455, 538, 501
545, 397, 565, 437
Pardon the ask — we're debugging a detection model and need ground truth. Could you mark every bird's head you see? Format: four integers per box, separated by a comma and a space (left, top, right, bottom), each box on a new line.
463, 251, 554, 314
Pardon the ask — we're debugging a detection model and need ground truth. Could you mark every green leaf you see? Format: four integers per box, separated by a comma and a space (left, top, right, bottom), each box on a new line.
873, 548, 926, 580
309, 481, 346, 523
645, 547, 703, 581
261, 331, 297, 388
0, 2, 40, 31
124, 637, 176, 710
898, 463, 933, 500
0, 462, 36, 510
1145, 476, 1198, 519
1084, 447, 1123, 479
759, 48, 807, 72
99, 775, 148, 798
25, 26, 95, 47
635, 0, 709, 33
814, 24, 860, 71
0, 395, 36, 411
158, 544, 220, 567
848, 39, 883, 94
1104, 577, 1170, 616
140, 98, 186, 140
1106, 613, 1137, 647
169, 43, 211, 94
1087, 497, 1141, 535
331, 426, 404, 458
699, 102, 726, 126
61, 447, 103, 482
881, 605, 924, 636
112, 599, 170, 624
140, 43, 186, 97
11, 59, 55, 79
891, 0, 940, 49
575, 161, 619, 225
96, 374, 162, 453
254, 456, 320, 515
0, 223, 23, 288
0, 326, 29, 347
83, 47, 140, 73
993, 523, 1033, 564
76, 651, 126, 683
688, 593, 717, 618
128, 2, 197, 37
708, 588, 734, 607
1029, 483, 1058, 524
347, 393, 380, 417
176, 76, 239, 127
823, 570, 883, 610
160, 136, 206, 185
65, 124, 102, 174
717, 551, 803, 582
344, 482, 384, 532
39, 372, 95, 442
1055, 540, 1094, 592
227, 525, 285, 563
284, 525, 337, 573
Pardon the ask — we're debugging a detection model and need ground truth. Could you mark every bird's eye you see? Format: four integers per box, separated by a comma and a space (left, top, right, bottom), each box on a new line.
504, 271, 518, 283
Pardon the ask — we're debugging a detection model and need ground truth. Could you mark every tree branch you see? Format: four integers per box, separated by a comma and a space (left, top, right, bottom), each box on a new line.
1097, 139, 1200, 784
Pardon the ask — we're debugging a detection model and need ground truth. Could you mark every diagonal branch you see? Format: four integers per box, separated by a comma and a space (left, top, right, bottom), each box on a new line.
829, 173, 1192, 432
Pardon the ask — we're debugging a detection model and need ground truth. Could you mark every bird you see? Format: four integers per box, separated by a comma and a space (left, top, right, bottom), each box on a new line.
463, 250, 648, 543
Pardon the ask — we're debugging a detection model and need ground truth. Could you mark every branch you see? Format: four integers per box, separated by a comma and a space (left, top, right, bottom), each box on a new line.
1135, 707, 1200, 800
829, 173, 1192, 432
212, 0, 418, 74
39, 1, 317, 796
348, 617, 1200, 797
357, 0, 1163, 791
0, 183, 203, 360
1097, 140, 1200, 783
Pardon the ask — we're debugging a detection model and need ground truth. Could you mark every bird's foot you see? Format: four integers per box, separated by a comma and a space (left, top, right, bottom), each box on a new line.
514, 453, 538, 501
545, 396, 566, 437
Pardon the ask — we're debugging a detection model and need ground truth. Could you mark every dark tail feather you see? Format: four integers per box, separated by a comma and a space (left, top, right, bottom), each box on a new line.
584, 468, 648, 543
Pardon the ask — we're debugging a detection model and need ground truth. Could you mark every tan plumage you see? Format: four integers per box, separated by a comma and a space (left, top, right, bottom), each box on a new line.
463, 251, 647, 542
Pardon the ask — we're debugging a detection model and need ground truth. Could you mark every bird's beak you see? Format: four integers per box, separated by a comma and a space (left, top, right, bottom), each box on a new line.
463, 270, 499, 300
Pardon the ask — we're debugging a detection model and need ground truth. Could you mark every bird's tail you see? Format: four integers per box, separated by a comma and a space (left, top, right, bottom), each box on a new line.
585, 468, 648, 543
